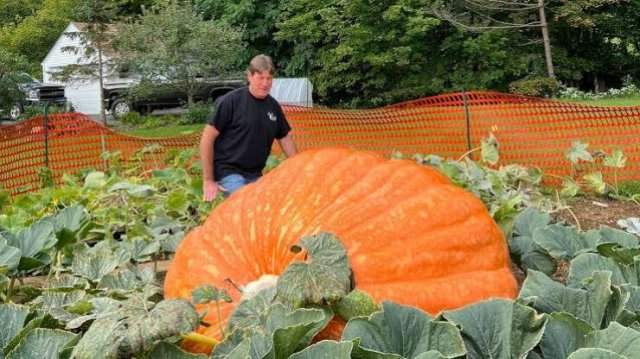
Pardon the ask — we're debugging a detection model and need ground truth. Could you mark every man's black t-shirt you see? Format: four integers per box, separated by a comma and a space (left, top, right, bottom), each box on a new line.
207, 87, 291, 181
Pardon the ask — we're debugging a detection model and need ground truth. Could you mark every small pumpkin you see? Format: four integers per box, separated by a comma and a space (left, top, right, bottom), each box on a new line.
164, 147, 517, 349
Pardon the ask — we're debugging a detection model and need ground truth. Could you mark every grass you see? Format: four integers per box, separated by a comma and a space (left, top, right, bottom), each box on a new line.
121, 124, 204, 137
562, 96, 640, 107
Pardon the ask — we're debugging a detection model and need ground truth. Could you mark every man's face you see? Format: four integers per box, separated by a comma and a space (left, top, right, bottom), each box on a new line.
247, 70, 273, 99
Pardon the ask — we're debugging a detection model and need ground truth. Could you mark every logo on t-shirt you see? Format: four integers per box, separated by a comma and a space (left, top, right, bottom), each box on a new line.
267, 112, 277, 122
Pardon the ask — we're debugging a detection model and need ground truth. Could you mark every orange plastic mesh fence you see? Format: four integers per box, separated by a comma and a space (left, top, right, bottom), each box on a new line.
0, 113, 199, 195
1, 91, 639, 195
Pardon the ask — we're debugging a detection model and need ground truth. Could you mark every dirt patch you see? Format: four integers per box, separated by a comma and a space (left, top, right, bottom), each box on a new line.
553, 196, 640, 232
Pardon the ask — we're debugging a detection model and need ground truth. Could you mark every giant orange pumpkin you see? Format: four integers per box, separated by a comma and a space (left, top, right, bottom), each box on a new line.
164, 147, 517, 349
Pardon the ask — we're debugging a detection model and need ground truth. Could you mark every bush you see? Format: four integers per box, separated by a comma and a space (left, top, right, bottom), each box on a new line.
509, 76, 561, 98
180, 102, 213, 125
119, 111, 144, 125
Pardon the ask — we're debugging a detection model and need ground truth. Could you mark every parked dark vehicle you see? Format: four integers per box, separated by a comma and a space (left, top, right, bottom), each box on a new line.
1, 73, 68, 120
103, 79, 245, 118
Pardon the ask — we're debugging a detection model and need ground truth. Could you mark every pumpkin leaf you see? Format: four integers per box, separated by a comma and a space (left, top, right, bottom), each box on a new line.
568, 253, 637, 287
519, 270, 613, 328
603, 149, 627, 169
583, 322, 640, 357
109, 181, 155, 198
561, 178, 581, 197
533, 224, 598, 261
567, 348, 627, 359
616, 218, 640, 236
480, 133, 499, 165
566, 141, 593, 164
289, 340, 353, 359
5, 328, 77, 359
144, 341, 208, 358
72, 299, 199, 359
509, 208, 556, 275
71, 246, 120, 282
277, 232, 351, 307
442, 299, 547, 359
584, 172, 607, 194
84, 171, 107, 189
12, 220, 57, 260
596, 244, 640, 266
192, 285, 232, 305
0, 239, 21, 271
227, 286, 276, 333
213, 304, 331, 359
596, 227, 640, 249
342, 301, 466, 358
0, 304, 30, 351
539, 312, 594, 359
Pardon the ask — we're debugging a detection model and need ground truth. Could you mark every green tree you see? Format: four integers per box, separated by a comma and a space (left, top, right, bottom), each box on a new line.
194, 0, 283, 61
0, 0, 42, 26
276, 0, 452, 107
0, 48, 30, 114
116, 0, 244, 106
0, 0, 78, 75
53, 0, 122, 125
550, 0, 640, 91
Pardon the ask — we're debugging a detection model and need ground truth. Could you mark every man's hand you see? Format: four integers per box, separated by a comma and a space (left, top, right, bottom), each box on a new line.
203, 179, 219, 202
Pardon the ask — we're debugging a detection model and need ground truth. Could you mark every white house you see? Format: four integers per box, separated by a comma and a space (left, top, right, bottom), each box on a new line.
42, 22, 313, 116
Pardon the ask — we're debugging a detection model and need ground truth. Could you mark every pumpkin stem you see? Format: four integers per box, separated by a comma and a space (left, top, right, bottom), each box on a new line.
181, 332, 218, 348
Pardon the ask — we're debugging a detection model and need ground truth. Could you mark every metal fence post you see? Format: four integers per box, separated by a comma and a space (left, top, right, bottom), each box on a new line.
43, 102, 49, 168
462, 89, 472, 154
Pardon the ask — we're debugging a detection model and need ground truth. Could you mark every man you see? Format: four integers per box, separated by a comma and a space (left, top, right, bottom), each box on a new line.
200, 54, 297, 200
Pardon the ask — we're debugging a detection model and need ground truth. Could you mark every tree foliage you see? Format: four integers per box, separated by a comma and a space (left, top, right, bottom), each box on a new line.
115, 0, 244, 105
0, 48, 29, 112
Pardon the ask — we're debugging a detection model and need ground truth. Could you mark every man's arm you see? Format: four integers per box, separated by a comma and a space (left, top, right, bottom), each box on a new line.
277, 133, 298, 158
200, 124, 220, 201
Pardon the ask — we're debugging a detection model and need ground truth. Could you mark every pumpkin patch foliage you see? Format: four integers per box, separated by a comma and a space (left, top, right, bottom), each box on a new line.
2, 146, 640, 358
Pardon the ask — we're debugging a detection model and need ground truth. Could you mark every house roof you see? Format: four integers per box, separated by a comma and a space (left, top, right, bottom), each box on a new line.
41, 21, 120, 65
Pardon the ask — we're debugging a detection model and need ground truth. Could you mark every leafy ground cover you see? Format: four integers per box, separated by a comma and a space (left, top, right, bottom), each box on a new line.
0, 137, 639, 358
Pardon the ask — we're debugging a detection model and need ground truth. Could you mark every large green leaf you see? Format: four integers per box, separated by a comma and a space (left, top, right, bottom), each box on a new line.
213, 304, 331, 359
12, 220, 56, 259
603, 149, 627, 169
84, 171, 107, 189
566, 141, 593, 164
3, 313, 60, 355
567, 348, 627, 359
533, 224, 597, 260
0, 304, 30, 351
289, 340, 353, 359
509, 208, 555, 274
0, 239, 21, 271
597, 227, 639, 248
5, 328, 77, 359
519, 270, 612, 328
442, 299, 547, 359
50, 205, 89, 248
342, 301, 465, 358
584, 322, 640, 356
568, 253, 636, 287
72, 299, 199, 359
584, 172, 606, 194
109, 181, 155, 198
539, 313, 593, 359
71, 246, 120, 282
277, 232, 351, 307
227, 286, 276, 333
596, 244, 640, 267
145, 341, 208, 358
